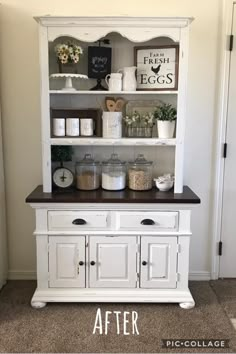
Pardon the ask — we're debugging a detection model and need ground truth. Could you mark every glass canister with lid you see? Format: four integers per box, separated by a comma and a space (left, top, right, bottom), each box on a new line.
102, 153, 126, 191
76, 154, 100, 190
128, 154, 153, 191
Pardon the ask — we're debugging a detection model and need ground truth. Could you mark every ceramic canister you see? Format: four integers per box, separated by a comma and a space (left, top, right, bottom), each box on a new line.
66, 118, 80, 136
80, 118, 94, 136
102, 112, 122, 138
53, 118, 65, 136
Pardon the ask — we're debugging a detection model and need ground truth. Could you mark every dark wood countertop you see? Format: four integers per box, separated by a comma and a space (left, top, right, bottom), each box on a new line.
26, 185, 200, 204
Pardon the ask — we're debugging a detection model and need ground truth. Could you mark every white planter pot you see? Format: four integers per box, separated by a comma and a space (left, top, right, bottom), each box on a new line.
157, 121, 175, 139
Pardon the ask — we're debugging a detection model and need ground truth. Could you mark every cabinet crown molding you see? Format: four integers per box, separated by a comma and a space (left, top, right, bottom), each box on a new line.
34, 16, 194, 28
34, 16, 194, 43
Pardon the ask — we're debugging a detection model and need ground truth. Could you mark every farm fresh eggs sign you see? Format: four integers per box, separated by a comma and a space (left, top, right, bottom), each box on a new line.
135, 46, 179, 90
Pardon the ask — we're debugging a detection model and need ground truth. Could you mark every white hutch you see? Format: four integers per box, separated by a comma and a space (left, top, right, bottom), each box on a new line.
26, 16, 200, 309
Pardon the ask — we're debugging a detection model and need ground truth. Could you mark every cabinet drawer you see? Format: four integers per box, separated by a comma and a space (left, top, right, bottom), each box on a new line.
117, 211, 178, 231
48, 211, 108, 230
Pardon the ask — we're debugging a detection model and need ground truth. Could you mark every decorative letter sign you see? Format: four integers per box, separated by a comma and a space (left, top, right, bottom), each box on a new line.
134, 45, 179, 91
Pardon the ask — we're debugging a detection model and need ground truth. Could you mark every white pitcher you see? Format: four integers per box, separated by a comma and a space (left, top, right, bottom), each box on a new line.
105, 73, 122, 92
118, 66, 137, 91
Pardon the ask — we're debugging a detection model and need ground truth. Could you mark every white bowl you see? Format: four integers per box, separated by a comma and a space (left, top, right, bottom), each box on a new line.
154, 179, 174, 191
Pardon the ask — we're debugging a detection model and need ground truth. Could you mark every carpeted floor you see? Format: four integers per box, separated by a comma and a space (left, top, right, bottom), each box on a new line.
0, 281, 236, 353
211, 280, 236, 318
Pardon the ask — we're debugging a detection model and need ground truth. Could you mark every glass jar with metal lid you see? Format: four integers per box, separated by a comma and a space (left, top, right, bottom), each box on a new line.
128, 154, 153, 191
76, 154, 100, 190
102, 153, 126, 191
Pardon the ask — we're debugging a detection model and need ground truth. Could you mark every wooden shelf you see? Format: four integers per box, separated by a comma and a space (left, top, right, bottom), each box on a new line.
50, 137, 177, 146
26, 185, 201, 204
49, 90, 178, 95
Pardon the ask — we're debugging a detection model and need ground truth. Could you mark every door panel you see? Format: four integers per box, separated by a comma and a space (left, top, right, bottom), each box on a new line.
220, 4, 236, 277
140, 236, 177, 288
89, 236, 137, 288
49, 236, 85, 287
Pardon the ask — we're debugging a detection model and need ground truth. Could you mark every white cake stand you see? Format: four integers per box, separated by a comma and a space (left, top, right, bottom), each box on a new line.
50, 73, 88, 91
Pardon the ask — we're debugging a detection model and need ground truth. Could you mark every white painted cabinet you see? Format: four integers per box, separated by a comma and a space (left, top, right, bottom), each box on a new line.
48, 234, 179, 290
26, 16, 200, 309
89, 236, 137, 288
140, 237, 178, 289
26, 204, 199, 309
49, 236, 85, 288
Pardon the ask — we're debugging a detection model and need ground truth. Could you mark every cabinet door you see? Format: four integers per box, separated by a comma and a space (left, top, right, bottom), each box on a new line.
49, 236, 85, 288
89, 236, 137, 288
140, 237, 177, 289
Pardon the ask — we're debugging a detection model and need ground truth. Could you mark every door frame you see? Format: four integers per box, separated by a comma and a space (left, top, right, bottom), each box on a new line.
212, 0, 236, 279
0, 105, 7, 290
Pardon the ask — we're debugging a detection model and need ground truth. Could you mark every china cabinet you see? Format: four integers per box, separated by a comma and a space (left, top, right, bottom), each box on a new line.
26, 16, 200, 309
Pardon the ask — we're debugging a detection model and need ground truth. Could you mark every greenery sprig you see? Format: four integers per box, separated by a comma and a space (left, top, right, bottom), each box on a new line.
123, 111, 154, 127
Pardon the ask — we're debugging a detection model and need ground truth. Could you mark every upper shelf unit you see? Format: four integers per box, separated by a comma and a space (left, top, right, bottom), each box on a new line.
36, 16, 193, 193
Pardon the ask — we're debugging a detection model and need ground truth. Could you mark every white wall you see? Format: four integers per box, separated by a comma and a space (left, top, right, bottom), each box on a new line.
0, 0, 221, 279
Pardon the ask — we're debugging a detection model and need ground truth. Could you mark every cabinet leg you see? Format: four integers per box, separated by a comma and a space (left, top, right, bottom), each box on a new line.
179, 301, 195, 309
31, 300, 47, 309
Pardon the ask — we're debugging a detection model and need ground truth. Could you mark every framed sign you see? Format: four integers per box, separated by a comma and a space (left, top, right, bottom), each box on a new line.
134, 45, 179, 91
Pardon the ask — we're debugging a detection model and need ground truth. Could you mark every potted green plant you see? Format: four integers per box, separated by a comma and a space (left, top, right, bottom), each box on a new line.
55, 42, 83, 74
153, 103, 177, 139
51, 146, 73, 167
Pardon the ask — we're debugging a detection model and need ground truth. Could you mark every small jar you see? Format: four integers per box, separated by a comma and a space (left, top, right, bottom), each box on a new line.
128, 154, 153, 191
53, 118, 65, 136
80, 118, 94, 136
102, 153, 126, 191
66, 118, 80, 136
76, 154, 100, 190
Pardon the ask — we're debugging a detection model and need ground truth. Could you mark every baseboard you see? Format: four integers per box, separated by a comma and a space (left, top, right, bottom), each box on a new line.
8, 271, 36, 280
189, 271, 211, 281
0, 279, 7, 289
8, 270, 212, 281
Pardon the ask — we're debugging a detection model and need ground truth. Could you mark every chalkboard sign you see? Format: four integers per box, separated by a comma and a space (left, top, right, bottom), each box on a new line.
88, 46, 112, 79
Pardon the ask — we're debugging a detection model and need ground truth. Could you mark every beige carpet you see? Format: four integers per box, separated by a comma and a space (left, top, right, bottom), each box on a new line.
0, 281, 236, 353
211, 280, 236, 332
211, 280, 236, 318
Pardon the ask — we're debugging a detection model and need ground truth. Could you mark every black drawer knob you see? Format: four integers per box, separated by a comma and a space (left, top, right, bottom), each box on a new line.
142, 261, 147, 266
90, 261, 96, 266
141, 219, 155, 225
79, 261, 84, 266
72, 218, 86, 225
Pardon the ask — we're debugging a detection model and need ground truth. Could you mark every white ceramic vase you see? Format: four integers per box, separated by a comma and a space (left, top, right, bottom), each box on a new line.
157, 121, 175, 139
